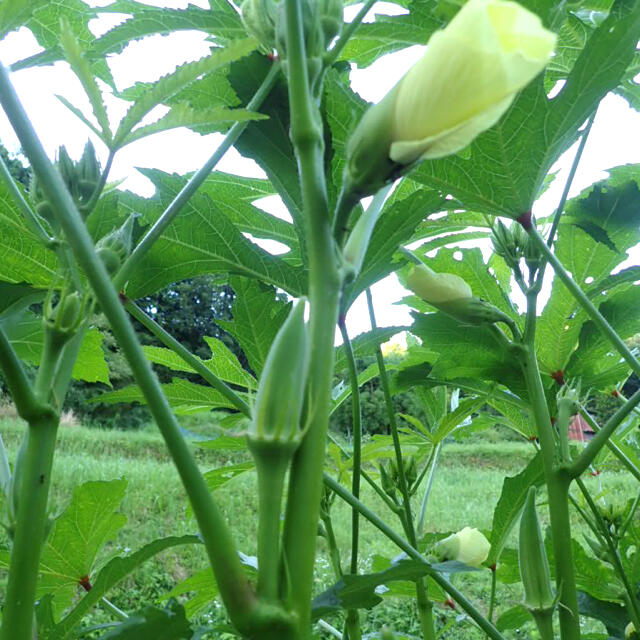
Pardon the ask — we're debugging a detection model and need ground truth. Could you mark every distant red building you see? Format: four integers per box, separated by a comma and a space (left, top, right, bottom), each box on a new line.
568, 414, 595, 442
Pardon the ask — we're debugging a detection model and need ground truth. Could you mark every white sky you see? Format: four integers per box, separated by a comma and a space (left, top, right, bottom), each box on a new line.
0, 1, 639, 344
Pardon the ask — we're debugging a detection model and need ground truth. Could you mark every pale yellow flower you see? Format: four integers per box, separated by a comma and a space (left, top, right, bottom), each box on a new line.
390, 0, 556, 163
343, 0, 556, 197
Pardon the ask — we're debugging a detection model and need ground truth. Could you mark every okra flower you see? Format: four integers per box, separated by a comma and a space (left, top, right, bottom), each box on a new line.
433, 527, 490, 568
344, 0, 556, 198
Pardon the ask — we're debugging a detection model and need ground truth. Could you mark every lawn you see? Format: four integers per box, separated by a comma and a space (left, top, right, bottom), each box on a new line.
0, 416, 633, 638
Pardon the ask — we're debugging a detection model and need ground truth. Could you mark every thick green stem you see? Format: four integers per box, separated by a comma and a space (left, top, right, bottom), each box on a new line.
521, 293, 581, 640
528, 226, 640, 380
251, 445, 291, 602
114, 63, 280, 291
0, 62, 258, 633
0, 416, 58, 640
323, 474, 506, 640
280, 0, 341, 635
34, 324, 65, 405
571, 388, 640, 478
125, 300, 251, 417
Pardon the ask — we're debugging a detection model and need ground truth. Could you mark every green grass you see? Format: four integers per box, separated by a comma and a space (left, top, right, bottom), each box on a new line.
0, 417, 634, 638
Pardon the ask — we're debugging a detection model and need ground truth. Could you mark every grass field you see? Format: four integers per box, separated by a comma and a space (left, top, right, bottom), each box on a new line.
0, 416, 634, 638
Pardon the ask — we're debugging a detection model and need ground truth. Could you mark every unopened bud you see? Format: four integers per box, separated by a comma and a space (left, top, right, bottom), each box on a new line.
432, 527, 490, 568
249, 299, 309, 447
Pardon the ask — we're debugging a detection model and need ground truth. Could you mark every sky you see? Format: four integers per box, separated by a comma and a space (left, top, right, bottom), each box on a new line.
0, 1, 639, 345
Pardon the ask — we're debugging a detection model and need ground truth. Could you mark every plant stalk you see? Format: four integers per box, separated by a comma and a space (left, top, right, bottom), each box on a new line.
338, 318, 363, 640
280, 1, 341, 635
0, 415, 58, 640
0, 61, 258, 634
521, 292, 581, 640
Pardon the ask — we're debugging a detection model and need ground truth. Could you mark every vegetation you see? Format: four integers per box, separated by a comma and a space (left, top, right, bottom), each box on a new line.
0, 1, 640, 639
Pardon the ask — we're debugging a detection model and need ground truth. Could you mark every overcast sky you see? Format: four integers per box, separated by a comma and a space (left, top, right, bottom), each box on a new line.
1, 1, 639, 344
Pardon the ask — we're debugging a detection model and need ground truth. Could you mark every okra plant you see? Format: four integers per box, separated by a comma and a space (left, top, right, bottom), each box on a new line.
0, 0, 640, 639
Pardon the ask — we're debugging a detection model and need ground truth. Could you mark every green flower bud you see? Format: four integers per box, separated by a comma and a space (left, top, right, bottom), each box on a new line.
626, 622, 637, 639
519, 487, 554, 612
95, 213, 136, 271
491, 220, 518, 264
54, 291, 82, 334
249, 298, 309, 446
379, 461, 396, 499
97, 247, 122, 276
241, 0, 277, 52
319, 0, 343, 47
432, 527, 490, 567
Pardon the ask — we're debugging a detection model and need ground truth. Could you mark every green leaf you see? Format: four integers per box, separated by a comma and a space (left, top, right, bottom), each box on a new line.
567, 285, 640, 389
337, 0, 443, 67
59, 18, 112, 143
204, 461, 254, 491
0, 0, 49, 40
3, 312, 110, 384
218, 277, 291, 375
488, 453, 544, 565
312, 558, 476, 619
197, 435, 248, 452
122, 170, 306, 298
577, 591, 628, 638
142, 335, 255, 388
229, 54, 305, 242
0, 182, 57, 287
15, 1, 112, 87
412, 0, 640, 216
161, 568, 219, 619
98, 599, 193, 639
50, 536, 201, 640
197, 171, 298, 249
123, 103, 265, 146
0, 283, 44, 318
334, 326, 408, 373
113, 40, 257, 147
432, 396, 485, 443
91, 0, 244, 57
496, 605, 532, 632
536, 171, 640, 374
38, 479, 127, 616
409, 312, 526, 399
96, 378, 239, 414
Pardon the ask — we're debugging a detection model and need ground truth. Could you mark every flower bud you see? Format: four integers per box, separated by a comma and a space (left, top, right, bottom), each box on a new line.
406, 263, 472, 305
95, 213, 136, 274
432, 527, 490, 567
343, 0, 555, 199
405, 263, 510, 326
519, 487, 554, 612
249, 298, 309, 446
627, 622, 637, 638
54, 291, 82, 334
241, 0, 277, 52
